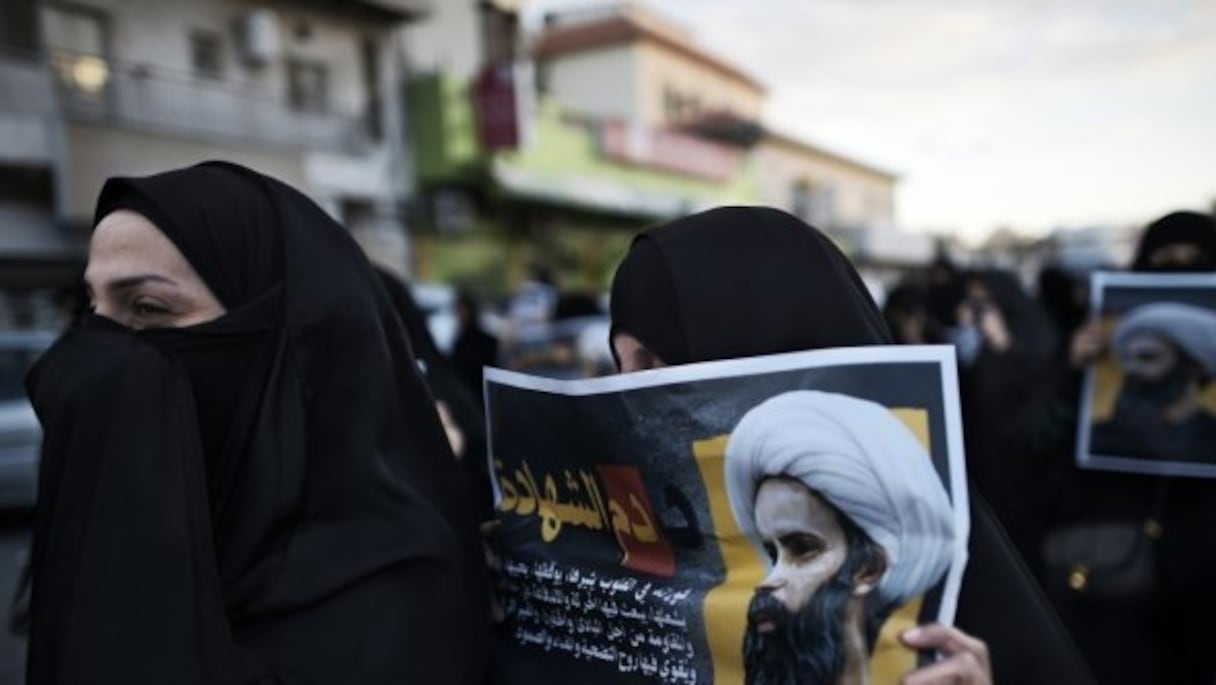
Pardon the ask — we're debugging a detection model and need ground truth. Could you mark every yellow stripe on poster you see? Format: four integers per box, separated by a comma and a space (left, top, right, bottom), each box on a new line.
693, 435, 764, 684
1091, 316, 1124, 422
693, 407, 933, 683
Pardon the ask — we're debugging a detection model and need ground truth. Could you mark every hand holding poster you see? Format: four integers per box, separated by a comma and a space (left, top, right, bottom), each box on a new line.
485, 345, 970, 684
1077, 273, 1216, 477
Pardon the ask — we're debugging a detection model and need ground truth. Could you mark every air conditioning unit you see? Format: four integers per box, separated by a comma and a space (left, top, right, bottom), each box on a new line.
236, 9, 281, 67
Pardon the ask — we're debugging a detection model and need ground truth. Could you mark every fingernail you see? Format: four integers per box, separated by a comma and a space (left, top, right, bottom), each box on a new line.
903, 627, 922, 641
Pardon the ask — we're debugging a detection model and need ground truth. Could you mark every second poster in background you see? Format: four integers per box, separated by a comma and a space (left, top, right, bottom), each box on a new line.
1078, 272, 1216, 478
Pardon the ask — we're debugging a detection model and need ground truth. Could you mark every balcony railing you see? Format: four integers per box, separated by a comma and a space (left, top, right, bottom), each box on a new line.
0, 50, 55, 116
42, 48, 377, 154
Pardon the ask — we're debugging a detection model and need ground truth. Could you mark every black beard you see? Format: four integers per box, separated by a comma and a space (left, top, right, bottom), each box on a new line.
742, 576, 855, 685
1117, 363, 1195, 420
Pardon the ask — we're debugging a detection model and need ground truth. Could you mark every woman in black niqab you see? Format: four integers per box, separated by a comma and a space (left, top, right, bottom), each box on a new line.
609, 206, 1094, 684
25, 161, 489, 683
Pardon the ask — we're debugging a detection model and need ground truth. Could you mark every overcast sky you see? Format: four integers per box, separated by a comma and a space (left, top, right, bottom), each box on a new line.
526, 0, 1216, 241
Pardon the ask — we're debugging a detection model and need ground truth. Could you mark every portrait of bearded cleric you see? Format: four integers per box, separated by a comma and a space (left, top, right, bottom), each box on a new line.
1090, 302, 1216, 464
725, 391, 956, 685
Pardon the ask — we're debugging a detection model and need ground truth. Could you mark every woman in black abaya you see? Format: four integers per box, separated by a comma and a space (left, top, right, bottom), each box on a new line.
25, 161, 489, 683
608, 206, 1094, 684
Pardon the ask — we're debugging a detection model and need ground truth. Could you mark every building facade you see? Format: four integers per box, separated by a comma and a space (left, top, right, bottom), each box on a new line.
402, 1, 918, 293
534, 3, 765, 128
0, 0, 428, 329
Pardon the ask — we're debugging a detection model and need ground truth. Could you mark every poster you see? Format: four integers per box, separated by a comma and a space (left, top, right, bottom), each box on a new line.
1077, 272, 1216, 477
485, 345, 970, 684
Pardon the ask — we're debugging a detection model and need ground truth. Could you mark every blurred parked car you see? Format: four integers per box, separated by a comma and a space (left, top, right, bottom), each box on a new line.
0, 331, 56, 511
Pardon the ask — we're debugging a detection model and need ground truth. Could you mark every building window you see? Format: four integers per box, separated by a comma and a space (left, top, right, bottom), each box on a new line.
359, 35, 383, 141
814, 184, 837, 227
791, 180, 813, 223
0, 0, 40, 55
480, 4, 519, 65
41, 4, 109, 98
791, 179, 836, 228
287, 59, 328, 113
190, 30, 223, 79
663, 85, 701, 124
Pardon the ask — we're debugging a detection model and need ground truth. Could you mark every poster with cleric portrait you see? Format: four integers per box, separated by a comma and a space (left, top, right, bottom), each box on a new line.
1078, 272, 1216, 477
484, 345, 970, 685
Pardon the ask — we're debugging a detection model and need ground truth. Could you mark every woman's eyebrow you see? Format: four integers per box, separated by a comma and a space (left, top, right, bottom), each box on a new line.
105, 274, 180, 293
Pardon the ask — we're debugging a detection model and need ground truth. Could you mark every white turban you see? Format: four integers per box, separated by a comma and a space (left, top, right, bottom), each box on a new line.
1113, 302, 1216, 374
724, 391, 955, 609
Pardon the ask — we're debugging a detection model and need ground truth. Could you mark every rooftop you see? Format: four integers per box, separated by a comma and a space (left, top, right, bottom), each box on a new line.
533, 3, 765, 94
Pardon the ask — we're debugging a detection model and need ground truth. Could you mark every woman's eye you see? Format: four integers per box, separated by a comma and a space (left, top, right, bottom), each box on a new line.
132, 299, 170, 317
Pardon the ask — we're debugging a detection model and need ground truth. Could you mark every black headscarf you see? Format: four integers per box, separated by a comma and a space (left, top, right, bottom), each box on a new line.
608, 206, 1095, 685
610, 206, 889, 364
26, 161, 489, 683
1130, 210, 1216, 272
1036, 265, 1088, 345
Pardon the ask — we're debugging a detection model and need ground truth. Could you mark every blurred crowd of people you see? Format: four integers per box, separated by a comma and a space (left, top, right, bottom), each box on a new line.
396, 206, 1216, 684
18, 153, 1216, 684
880, 210, 1216, 684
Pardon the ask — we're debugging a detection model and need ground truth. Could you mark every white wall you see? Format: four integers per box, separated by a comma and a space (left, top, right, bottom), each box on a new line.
51, 0, 411, 211
70, 0, 375, 117
636, 43, 764, 128
753, 140, 896, 229
402, 0, 483, 78
63, 121, 308, 219
544, 45, 639, 122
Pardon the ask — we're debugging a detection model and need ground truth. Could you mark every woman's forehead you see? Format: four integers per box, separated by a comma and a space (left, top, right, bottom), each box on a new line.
86, 210, 196, 286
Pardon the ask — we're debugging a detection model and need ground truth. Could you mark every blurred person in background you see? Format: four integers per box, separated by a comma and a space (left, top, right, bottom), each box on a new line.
1129, 210, 1216, 272
1037, 209, 1216, 685
25, 162, 489, 683
377, 272, 495, 524
925, 254, 965, 335
950, 269, 1059, 574
451, 290, 500, 406
607, 206, 1096, 684
506, 263, 557, 331
882, 282, 945, 345
1036, 264, 1090, 363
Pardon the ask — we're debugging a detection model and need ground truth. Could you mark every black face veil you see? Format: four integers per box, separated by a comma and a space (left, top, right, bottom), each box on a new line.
26, 161, 489, 683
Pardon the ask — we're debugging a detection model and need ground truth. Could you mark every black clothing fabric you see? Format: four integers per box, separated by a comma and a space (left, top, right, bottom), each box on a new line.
28, 161, 489, 684
609, 206, 1095, 685
376, 268, 495, 524
1036, 265, 1088, 350
449, 292, 500, 408
882, 283, 944, 345
1130, 210, 1216, 272
451, 325, 498, 405
926, 257, 964, 329
956, 269, 1059, 573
